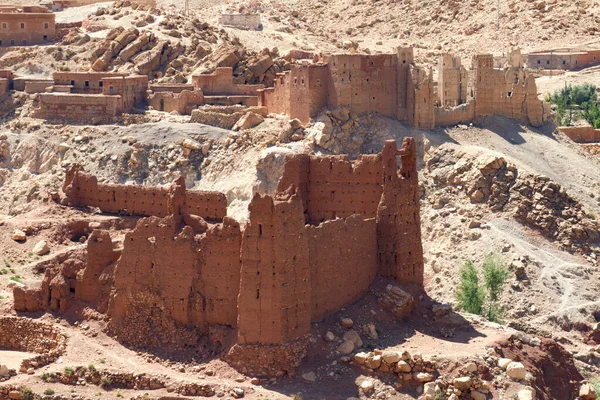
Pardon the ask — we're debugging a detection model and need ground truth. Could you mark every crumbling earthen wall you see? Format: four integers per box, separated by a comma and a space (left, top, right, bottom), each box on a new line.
62, 166, 227, 220
559, 126, 600, 143
438, 54, 468, 107
434, 101, 475, 126
237, 192, 311, 345
147, 89, 204, 113
377, 139, 423, 284
14, 140, 424, 371
307, 215, 377, 321
472, 54, 543, 126
408, 66, 435, 130
192, 67, 264, 96
0, 9, 55, 46
328, 54, 398, 118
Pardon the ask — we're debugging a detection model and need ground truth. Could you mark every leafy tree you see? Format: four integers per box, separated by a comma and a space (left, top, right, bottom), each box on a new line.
456, 260, 484, 315
546, 83, 598, 126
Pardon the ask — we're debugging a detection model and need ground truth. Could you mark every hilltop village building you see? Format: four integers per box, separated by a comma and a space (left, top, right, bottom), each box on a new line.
0, 6, 56, 46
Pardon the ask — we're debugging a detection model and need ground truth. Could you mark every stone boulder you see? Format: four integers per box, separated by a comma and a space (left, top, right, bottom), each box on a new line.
232, 112, 264, 131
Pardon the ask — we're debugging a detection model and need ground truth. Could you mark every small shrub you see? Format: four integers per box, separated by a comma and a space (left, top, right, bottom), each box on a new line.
41, 372, 49, 381
44, 388, 55, 395
64, 366, 75, 375
10, 275, 22, 283
116, 392, 123, 398
89, 364, 97, 373
22, 388, 34, 400
0, 268, 8, 274
99, 359, 106, 364
99, 376, 112, 389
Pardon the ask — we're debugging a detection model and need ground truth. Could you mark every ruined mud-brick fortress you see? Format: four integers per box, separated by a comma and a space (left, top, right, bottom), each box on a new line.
14, 138, 422, 376
257, 48, 545, 128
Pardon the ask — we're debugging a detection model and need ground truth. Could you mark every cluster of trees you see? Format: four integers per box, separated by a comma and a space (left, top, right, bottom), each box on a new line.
455, 254, 509, 323
545, 83, 600, 127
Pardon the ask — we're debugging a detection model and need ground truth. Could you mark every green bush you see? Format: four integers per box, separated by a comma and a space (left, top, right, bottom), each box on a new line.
64, 366, 75, 375
44, 388, 55, 395
456, 260, 484, 315
22, 388, 34, 400
456, 255, 509, 323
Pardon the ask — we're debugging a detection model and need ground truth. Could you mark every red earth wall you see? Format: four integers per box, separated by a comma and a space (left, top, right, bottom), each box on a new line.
62, 165, 227, 220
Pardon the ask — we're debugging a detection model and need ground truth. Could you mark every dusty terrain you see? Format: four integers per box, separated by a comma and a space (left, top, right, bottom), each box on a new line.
2, 1, 600, 400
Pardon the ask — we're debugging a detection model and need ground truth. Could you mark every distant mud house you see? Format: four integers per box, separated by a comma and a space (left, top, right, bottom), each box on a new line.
0, 6, 55, 46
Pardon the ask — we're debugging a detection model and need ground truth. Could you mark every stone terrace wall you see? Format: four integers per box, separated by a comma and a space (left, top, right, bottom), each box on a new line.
62, 166, 227, 220
0, 317, 67, 372
560, 126, 600, 143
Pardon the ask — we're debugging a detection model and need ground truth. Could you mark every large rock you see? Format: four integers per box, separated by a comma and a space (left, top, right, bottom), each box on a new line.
581, 384, 598, 400
232, 112, 264, 131
342, 330, 363, 348
248, 55, 274, 77
337, 339, 355, 355
134, 41, 167, 75
381, 350, 401, 364
301, 371, 316, 383
0, 364, 9, 377
517, 387, 536, 400
454, 376, 472, 390
113, 27, 139, 53
12, 229, 26, 241
119, 32, 151, 62
211, 45, 240, 68
506, 361, 527, 380
364, 354, 381, 369
32, 240, 49, 256
377, 284, 415, 319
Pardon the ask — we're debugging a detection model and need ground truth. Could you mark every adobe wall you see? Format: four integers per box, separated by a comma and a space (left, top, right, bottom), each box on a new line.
62, 166, 227, 220
559, 126, 600, 143
219, 13, 262, 30
0, 11, 55, 46
438, 54, 468, 107
53, 72, 128, 94
407, 66, 435, 130
24, 80, 53, 94
35, 93, 120, 122
192, 67, 264, 96
396, 47, 414, 120
101, 75, 148, 112
147, 89, 204, 113
377, 138, 423, 284
434, 100, 475, 126
307, 215, 377, 321
327, 54, 398, 118
237, 192, 311, 345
